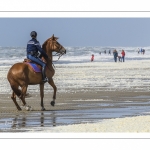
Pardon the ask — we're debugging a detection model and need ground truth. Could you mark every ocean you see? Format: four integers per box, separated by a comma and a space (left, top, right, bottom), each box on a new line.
0, 46, 150, 66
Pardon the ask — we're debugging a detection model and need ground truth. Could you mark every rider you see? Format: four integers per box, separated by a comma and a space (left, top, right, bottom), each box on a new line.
26, 31, 49, 83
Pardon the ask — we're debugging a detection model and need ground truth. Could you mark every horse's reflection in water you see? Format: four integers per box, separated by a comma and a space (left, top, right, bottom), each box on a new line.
11, 114, 26, 129
21, 117, 26, 127
11, 115, 19, 129
40, 112, 44, 127
51, 112, 56, 127
40, 112, 56, 127
11, 112, 56, 129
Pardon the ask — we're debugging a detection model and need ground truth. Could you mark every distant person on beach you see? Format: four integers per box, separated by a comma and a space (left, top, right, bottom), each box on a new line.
108, 50, 111, 55
113, 49, 118, 62
91, 54, 94, 62
137, 48, 140, 54
143, 49, 145, 55
141, 48, 143, 54
104, 50, 106, 54
99, 52, 101, 55
121, 50, 125, 62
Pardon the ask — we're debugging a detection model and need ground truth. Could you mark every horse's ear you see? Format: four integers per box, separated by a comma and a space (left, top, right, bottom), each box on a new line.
52, 34, 55, 40
52, 34, 59, 40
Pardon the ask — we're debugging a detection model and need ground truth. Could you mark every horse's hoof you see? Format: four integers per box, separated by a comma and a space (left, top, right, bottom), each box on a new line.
51, 101, 55, 106
25, 106, 30, 111
41, 108, 46, 111
25, 106, 32, 111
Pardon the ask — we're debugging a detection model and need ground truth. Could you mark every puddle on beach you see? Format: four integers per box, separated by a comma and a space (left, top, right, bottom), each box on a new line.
1, 99, 150, 132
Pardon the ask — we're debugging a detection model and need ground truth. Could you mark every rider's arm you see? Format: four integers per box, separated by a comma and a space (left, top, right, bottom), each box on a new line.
35, 41, 48, 58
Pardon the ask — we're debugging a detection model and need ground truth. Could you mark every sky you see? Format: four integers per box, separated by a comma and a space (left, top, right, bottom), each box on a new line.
0, 18, 150, 47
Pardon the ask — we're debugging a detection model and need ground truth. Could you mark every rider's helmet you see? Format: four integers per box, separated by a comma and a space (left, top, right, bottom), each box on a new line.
30, 31, 37, 38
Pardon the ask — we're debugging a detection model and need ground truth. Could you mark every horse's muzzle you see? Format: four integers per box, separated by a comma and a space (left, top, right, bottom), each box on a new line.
61, 47, 66, 54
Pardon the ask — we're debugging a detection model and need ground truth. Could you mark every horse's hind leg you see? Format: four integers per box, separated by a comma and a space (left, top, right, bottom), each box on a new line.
11, 91, 22, 111
20, 85, 32, 111
10, 82, 22, 110
20, 85, 27, 106
20, 85, 32, 110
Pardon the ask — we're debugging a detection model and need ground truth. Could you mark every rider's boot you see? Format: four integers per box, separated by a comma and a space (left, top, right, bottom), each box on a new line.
42, 66, 49, 83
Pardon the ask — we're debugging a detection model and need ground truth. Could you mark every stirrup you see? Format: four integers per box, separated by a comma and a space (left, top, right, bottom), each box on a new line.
42, 77, 49, 83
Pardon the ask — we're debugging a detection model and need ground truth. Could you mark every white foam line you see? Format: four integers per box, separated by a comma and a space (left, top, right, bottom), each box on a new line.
72, 99, 104, 101
26, 115, 150, 133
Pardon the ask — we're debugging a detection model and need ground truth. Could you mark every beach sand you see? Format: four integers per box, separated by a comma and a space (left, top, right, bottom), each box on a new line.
1, 60, 150, 132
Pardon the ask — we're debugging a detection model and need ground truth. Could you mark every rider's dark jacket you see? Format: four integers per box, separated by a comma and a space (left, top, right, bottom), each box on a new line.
26, 38, 48, 58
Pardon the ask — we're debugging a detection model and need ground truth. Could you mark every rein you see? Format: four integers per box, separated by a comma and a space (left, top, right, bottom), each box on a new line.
47, 51, 65, 70
52, 51, 65, 62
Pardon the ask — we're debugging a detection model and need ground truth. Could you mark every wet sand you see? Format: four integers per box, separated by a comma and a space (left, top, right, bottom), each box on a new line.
1, 89, 150, 132
1, 90, 150, 112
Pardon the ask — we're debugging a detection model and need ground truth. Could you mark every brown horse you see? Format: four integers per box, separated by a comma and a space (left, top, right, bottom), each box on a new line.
7, 34, 66, 111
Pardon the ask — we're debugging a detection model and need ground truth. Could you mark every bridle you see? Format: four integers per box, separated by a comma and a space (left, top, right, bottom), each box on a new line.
46, 39, 66, 69
52, 42, 66, 62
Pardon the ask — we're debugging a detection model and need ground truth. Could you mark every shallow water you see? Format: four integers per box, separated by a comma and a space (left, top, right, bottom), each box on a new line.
1, 97, 150, 132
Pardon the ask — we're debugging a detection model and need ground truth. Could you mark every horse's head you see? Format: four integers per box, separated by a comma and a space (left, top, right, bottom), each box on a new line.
42, 34, 66, 57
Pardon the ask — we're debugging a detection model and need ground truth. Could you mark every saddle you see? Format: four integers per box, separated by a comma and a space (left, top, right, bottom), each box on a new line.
23, 58, 32, 63
23, 59, 42, 73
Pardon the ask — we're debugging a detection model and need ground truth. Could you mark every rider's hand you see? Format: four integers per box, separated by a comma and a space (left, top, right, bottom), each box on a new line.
41, 57, 47, 63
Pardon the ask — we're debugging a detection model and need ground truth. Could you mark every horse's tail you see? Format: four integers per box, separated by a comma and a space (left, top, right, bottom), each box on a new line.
7, 70, 21, 97
10, 84, 21, 97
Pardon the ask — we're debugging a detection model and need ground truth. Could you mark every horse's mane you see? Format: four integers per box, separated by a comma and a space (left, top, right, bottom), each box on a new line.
42, 37, 51, 50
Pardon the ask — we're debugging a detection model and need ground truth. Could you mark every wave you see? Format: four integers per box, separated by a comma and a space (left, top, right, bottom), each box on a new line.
0, 46, 150, 66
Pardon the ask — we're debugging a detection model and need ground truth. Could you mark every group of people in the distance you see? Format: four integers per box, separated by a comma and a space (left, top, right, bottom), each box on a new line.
99, 50, 111, 55
137, 48, 145, 55
113, 49, 125, 62
91, 49, 125, 62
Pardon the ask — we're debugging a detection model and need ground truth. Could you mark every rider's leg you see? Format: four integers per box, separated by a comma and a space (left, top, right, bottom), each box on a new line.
41, 64, 48, 82
27, 55, 48, 82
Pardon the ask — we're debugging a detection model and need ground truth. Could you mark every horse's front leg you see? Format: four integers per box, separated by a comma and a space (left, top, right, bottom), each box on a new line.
48, 78, 57, 106
40, 83, 46, 111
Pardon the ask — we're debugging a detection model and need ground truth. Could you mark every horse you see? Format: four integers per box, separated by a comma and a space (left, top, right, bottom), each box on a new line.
7, 34, 66, 111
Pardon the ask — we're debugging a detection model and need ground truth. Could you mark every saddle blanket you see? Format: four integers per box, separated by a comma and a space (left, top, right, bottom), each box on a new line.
27, 62, 41, 73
